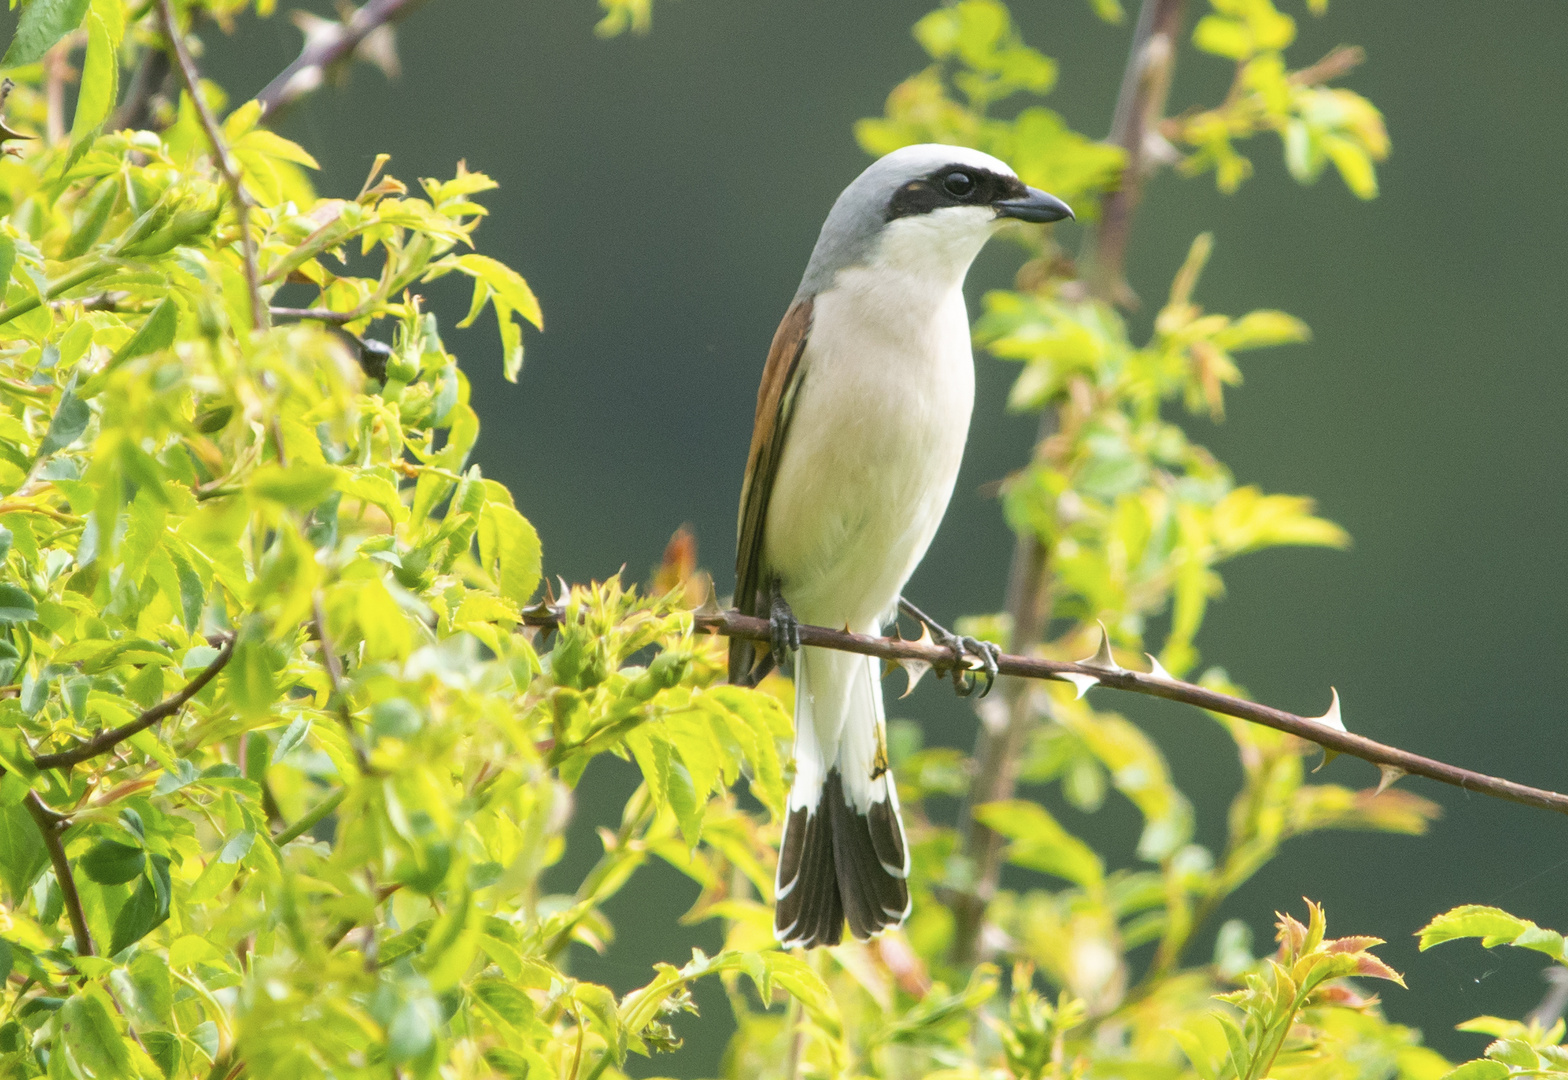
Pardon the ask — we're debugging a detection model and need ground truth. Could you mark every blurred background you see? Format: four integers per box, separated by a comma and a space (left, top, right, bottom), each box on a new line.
58, 0, 1568, 1070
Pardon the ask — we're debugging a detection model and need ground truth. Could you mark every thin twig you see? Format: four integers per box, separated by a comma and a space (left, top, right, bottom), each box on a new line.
111, 45, 173, 132
255, 0, 431, 124
33, 635, 235, 770
273, 786, 346, 845
269, 305, 363, 324
526, 605, 1568, 819
155, 0, 269, 332
312, 593, 371, 772
1289, 44, 1365, 87
23, 793, 93, 956
0, 259, 119, 328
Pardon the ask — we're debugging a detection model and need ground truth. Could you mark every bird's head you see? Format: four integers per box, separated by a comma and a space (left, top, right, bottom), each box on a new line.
798, 144, 1073, 298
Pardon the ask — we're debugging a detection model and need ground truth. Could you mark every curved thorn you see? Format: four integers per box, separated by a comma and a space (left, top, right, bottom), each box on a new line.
1375, 764, 1406, 796
1143, 653, 1178, 683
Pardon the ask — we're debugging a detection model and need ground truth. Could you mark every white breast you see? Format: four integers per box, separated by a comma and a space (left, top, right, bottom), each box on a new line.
763, 212, 988, 634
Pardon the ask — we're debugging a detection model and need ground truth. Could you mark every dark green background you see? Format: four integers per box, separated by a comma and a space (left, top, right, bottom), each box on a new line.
129, 0, 1568, 1070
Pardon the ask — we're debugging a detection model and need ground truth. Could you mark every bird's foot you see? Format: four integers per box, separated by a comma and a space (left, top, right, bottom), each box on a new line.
769, 585, 800, 669
898, 597, 1001, 698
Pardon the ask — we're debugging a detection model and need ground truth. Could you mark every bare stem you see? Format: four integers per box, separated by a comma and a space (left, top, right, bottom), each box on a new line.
255, 0, 431, 124
269, 306, 365, 324
33, 635, 235, 770
1081, 0, 1189, 306
23, 793, 92, 957
948, 0, 1189, 966
273, 786, 346, 845
523, 605, 1568, 820
155, 0, 269, 332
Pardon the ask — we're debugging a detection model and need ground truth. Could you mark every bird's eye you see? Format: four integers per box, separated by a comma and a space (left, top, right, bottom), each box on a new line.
943, 170, 977, 198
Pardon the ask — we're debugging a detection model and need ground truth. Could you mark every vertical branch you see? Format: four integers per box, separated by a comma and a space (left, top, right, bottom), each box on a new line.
24, 793, 93, 957
43, 39, 72, 145
154, 0, 269, 333
949, 0, 1188, 966
1081, 0, 1189, 306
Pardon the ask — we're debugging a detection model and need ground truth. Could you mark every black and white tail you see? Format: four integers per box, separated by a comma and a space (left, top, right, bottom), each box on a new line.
774, 644, 910, 948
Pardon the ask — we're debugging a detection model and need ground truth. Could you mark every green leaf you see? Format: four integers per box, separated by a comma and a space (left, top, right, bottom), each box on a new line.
105, 296, 178, 371
1418, 904, 1566, 961
59, 991, 132, 1080
0, 802, 48, 900
108, 871, 167, 955
2, 0, 91, 66
225, 633, 279, 721
37, 387, 89, 457
249, 463, 340, 508
68, 12, 116, 141
0, 584, 36, 623
0, 235, 15, 294
477, 502, 541, 605
1440, 1062, 1510, 1080
80, 840, 145, 885
973, 799, 1104, 889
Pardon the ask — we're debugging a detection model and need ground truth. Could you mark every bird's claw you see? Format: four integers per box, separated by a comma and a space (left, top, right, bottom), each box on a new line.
897, 597, 1000, 698
938, 633, 999, 697
769, 588, 800, 669
953, 635, 1001, 698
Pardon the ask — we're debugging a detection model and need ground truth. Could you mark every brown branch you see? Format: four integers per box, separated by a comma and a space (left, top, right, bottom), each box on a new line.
1080, 0, 1189, 307
1289, 44, 1365, 87
527, 604, 1568, 818
110, 45, 172, 131
946, 0, 1190, 966
155, 0, 269, 333
254, 0, 431, 124
23, 793, 92, 956
33, 635, 236, 770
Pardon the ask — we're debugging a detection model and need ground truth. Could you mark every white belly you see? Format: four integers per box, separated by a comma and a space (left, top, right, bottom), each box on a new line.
762, 269, 975, 633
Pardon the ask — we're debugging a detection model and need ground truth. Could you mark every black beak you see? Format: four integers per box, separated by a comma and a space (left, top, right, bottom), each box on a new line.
994, 187, 1074, 223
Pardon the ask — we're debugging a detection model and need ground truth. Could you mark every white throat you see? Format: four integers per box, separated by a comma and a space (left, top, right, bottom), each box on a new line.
861, 205, 998, 294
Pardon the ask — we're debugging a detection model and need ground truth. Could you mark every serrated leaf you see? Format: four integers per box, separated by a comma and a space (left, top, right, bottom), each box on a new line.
2, 0, 91, 66
68, 13, 116, 141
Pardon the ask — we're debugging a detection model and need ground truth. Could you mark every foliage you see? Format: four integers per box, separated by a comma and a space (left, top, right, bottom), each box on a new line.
0, 1, 1532, 1079
1419, 907, 1568, 1080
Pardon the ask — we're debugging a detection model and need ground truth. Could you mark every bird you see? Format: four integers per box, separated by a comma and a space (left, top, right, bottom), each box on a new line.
729, 144, 1073, 948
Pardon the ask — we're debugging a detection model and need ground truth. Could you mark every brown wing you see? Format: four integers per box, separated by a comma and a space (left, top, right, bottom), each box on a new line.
730, 297, 814, 685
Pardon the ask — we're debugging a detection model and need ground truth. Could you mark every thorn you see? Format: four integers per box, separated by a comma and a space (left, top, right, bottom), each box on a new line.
693, 574, 722, 617
556, 576, 572, 607
1078, 621, 1123, 672
1312, 749, 1339, 774
1143, 653, 1177, 683
1374, 764, 1406, 796
1058, 672, 1099, 700
1308, 687, 1346, 733
898, 657, 932, 699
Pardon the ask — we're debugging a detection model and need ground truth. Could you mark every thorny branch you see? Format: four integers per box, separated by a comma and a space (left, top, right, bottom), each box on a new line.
582, 607, 1568, 818
254, 0, 430, 123
155, 0, 269, 333
32, 634, 236, 770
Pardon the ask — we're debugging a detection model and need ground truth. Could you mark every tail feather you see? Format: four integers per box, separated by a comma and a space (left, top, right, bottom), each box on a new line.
774, 646, 911, 948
